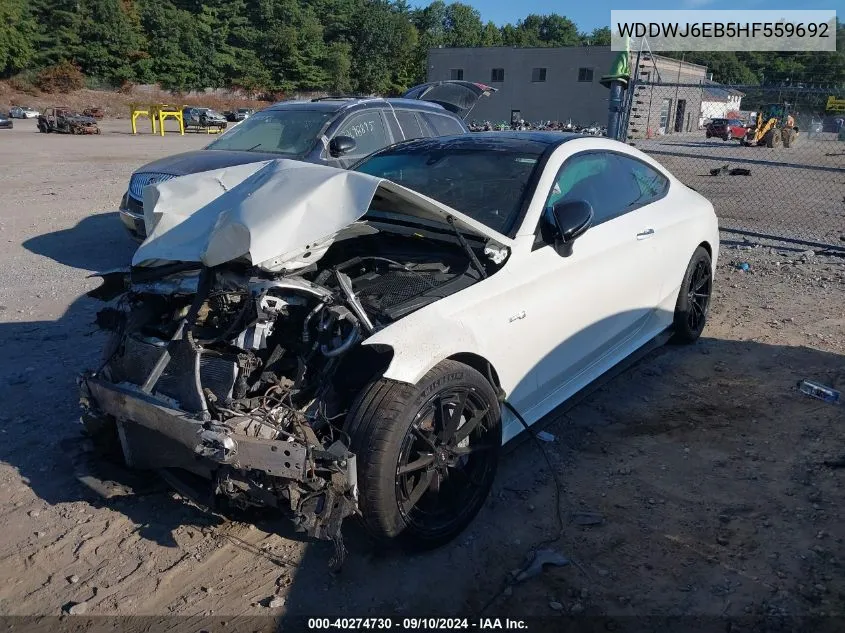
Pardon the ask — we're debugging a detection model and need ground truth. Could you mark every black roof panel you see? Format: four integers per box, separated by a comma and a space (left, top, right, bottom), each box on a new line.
263, 97, 451, 114
373, 131, 579, 155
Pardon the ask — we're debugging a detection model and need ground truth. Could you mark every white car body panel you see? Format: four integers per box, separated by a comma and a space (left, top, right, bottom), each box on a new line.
365, 138, 718, 442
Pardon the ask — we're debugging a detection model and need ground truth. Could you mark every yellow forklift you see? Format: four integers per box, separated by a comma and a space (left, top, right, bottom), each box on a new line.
743, 102, 797, 148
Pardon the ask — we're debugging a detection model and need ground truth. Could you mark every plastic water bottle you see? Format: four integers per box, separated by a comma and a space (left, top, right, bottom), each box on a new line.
798, 380, 841, 404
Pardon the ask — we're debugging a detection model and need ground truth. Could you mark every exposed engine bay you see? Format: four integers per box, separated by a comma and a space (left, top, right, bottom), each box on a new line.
80, 228, 506, 566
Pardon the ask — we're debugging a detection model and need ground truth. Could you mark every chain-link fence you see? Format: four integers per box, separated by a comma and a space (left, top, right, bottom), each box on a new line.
622, 81, 845, 252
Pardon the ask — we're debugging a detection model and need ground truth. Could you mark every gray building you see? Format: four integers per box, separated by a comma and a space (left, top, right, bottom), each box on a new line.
426, 46, 708, 136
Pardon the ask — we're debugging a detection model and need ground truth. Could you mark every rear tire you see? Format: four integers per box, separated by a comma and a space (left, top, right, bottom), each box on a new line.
671, 247, 713, 344
346, 360, 501, 549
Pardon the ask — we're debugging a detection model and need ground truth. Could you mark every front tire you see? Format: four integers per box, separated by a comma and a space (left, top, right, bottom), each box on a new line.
764, 129, 781, 148
672, 247, 713, 344
346, 360, 501, 549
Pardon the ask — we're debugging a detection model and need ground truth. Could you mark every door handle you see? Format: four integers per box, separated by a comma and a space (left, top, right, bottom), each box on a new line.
636, 228, 655, 240
509, 310, 526, 322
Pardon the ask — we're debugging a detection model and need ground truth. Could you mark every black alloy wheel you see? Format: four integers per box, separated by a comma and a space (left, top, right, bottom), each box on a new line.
686, 258, 712, 333
672, 246, 713, 343
346, 360, 501, 549
395, 386, 497, 539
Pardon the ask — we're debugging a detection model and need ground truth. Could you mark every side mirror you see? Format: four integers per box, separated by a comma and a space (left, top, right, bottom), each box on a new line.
548, 200, 593, 256
329, 135, 356, 157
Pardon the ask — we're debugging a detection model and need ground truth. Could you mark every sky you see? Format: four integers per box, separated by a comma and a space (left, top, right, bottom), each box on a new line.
406, 0, 839, 32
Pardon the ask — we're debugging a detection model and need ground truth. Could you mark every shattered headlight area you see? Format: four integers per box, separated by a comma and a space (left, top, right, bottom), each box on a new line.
79, 234, 489, 567
80, 265, 374, 567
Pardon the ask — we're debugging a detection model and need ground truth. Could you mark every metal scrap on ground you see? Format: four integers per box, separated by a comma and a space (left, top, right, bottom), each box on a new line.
514, 549, 570, 583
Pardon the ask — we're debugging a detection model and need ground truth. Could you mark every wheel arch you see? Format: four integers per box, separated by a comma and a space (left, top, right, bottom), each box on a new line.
446, 352, 501, 392
362, 320, 499, 389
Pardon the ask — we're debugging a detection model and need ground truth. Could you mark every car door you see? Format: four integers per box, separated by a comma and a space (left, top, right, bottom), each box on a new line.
391, 109, 429, 141
327, 109, 394, 169
504, 151, 665, 409
419, 111, 466, 137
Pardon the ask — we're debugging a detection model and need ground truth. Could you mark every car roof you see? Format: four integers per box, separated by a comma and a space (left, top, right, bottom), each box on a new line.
264, 97, 450, 115
375, 131, 580, 154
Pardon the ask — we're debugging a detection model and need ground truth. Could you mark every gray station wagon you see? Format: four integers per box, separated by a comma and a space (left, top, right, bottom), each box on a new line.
118, 81, 496, 240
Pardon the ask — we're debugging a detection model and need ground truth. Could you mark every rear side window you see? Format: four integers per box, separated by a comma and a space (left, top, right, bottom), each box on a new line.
421, 113, 464, 136
394, 110, 425, 140
336, 111, 390, 157
545, 152, 668, 225
621, 155, 669, 203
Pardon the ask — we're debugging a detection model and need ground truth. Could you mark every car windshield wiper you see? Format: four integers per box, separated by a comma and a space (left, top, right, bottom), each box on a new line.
446, 215, 487, 280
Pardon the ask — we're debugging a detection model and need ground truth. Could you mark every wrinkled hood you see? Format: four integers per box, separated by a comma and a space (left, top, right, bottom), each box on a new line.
135, 150, 284, 178
132, 159, 511, 272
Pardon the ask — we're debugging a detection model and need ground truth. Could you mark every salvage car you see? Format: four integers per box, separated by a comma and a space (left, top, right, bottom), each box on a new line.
80, 133, 718, 563
0, 114, 12, 129
224, 108, 254, 122
37, 107, 100, 134
117, 81, 497, 240
183, 107, 228, 131
9, 106, 39, 119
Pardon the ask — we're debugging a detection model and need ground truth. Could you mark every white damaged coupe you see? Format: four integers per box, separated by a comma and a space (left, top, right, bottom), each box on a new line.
80, 133, 718, 563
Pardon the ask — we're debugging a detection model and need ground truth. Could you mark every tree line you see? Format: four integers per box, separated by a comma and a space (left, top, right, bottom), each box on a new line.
1, 0, 842, 95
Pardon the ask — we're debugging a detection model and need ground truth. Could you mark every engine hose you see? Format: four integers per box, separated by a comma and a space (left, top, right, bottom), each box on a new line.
320, 321, 360, 357
302, 298, 328, 344
318, 307, 361, 357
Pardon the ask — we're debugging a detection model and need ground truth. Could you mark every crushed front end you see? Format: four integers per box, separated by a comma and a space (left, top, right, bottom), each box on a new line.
79, 263, 367, 566
78, 226, 489, 565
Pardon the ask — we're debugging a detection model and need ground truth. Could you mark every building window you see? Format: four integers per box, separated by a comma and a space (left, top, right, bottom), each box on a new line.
450, 68, 464, 80
531, 68, 547, 82
577, 67, 594, 82
659, 98, 671, 133
491, 68, 504, 82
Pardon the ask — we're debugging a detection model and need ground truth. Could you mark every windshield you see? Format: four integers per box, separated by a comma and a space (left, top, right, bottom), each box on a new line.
355, 146, 542, 235
206, 109, 332, 156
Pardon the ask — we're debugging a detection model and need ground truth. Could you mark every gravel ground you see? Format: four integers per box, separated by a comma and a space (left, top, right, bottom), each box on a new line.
0, 121, 843, 628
